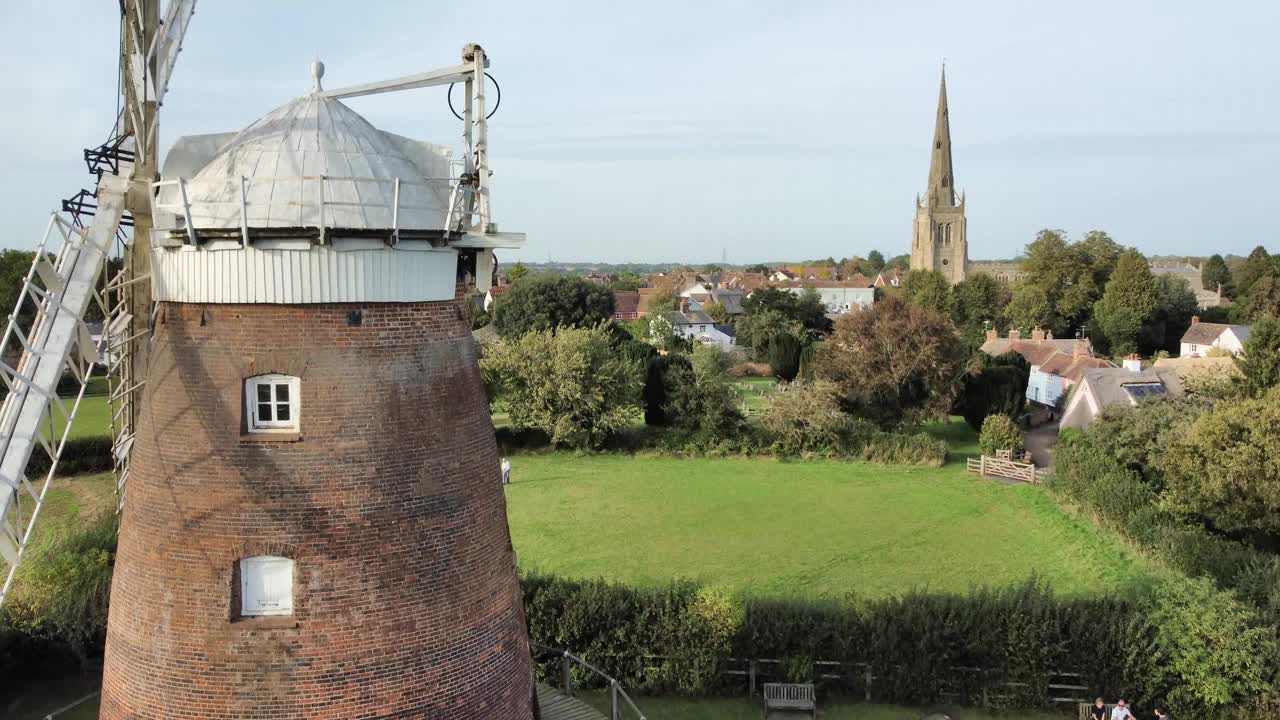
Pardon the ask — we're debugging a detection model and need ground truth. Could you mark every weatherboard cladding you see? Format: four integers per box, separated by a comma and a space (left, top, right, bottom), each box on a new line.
152, 243, 459, 303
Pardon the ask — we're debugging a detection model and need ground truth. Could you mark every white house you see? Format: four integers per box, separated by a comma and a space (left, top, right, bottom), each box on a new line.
1059, 366, 1183, 431
1179, 318, 1250, 357
779, 284, 875, 315
1026, 351, 1115, 408
667, 310, 737, 351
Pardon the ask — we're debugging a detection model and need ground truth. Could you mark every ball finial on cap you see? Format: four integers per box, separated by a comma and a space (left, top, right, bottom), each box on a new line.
310, 60, 325, 92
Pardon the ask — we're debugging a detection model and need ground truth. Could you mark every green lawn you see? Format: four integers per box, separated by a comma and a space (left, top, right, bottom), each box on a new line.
732, 377, 776, 415
44, 394, 112, 441
505, 422, 1156, 599
582, 694, 1068, 720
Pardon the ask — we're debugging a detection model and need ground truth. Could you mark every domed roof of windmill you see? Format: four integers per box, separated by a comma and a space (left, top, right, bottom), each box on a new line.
157, 61, 454, 235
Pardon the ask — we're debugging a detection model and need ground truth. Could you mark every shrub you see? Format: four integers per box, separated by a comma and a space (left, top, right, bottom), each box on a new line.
643, 354, 690, 427
767, 334, 802, 381
758, 381, 868, 455
957, 352, 1029, 432
859, 431, 947, 467
483, 324, 641, 448
492, 274, 615, 339
978, 414, 1023, 457
25, 436, 114, 478
6, 513, 117, 662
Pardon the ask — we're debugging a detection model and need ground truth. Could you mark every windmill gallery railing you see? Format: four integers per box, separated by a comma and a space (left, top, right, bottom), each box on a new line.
151, 171, 482, 245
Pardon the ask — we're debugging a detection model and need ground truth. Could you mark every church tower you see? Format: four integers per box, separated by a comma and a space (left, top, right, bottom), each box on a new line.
911, 66, 968, 284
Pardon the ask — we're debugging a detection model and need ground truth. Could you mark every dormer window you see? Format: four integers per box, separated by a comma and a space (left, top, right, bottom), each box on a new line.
246, 374, 300, 433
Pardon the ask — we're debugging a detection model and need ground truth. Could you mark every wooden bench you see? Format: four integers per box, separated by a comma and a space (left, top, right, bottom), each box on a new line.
1078, 702, 1118, 720
763, 682, 816, 718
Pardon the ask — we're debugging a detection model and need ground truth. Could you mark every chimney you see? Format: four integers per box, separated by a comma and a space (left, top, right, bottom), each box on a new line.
1073, 338, 1089, 358
1123, 353, 1143, 372
1191, 316, 1199, 325
1031, 327, 1046, 342
1008, 329, 1021, 340
679, 296, 688, 313
985, 327, 998, 342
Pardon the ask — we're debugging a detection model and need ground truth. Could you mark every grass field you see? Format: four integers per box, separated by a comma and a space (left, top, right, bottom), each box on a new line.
505, 420, 1156, 599
43, 393, 112, 441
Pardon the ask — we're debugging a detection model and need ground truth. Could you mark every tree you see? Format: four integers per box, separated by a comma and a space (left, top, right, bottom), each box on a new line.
735, 309, 801, 356
703, 301, 731, 324
643, 353, 689, 426
1201, 254, 1234, 297
767, 334, 802, 381
902, 269, 952, 316
1161, 386, 1280, 536
0, 249, 39, 337
1019, 229, 1121, 336
700, 264, 723, 274
885, 254, 911, 272
662, 346, 744, 436
817, 296, 970, 427
609, 272, 645, 291
866, 250, 886, 274
1140, 274, 1199, 355
951, 273, 1005, 349
493, 274, 615, 339
978, 414, 1024, 457
482, 324, 640, 448
742, 286, 829, 338
1004, 282, 1053, 334
648, 285, 681, 314
957, 352, 1030, 431
745, 263, 770, 274
1092, 249, 1158, 357
1233, 317, 1280, 398
505, 261, 529, 284
1235, 246, 1271, 299
1242, 259, 1280, 321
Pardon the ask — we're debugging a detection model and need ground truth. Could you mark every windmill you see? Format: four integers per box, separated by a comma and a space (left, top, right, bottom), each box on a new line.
3, 4, 536, 717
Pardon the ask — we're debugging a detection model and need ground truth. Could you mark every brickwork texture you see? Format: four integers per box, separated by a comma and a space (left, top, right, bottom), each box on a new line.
99, 301, 535, 719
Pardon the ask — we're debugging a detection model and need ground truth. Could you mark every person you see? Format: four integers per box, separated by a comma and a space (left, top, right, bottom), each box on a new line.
501, 457, 512, 485
1111, 699, 1132, 720
1153, 708, 1169, 720
1089, 697, 1108, 720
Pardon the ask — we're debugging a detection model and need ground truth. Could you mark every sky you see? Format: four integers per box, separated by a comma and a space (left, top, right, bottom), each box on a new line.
2, 1, 1278, 265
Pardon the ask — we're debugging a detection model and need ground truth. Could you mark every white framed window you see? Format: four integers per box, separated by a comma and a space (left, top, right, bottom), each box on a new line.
246, 374, 300, 433
239, 556, 293, 617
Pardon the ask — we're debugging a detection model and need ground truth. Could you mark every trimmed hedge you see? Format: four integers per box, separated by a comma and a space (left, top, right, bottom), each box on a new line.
523, 572, 1276, 716
24, 436, 114, 478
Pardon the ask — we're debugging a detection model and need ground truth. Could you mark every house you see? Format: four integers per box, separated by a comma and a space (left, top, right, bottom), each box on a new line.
483, 284, 511, 312
1150, 260, 1223, 309
784, 264, 837, 281
584, 272, 614, 285
1179, 317, 1250, 357
636, 287, 662, 316
1059, 363, 1184, 430
769, 268, 798, 282
708, 288, 746, 315
842, 273, 871, 288
777, 281, 875, 315
613, 291, 640, 320
667, 309, 737, 351
981, 328, 1090, 360
1026, 350, 1115, 408
873, 269, 902, 288
722, 271, 768, 292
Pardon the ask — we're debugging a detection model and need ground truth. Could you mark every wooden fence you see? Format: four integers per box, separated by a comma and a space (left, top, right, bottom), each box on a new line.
966, 454, 1050, 484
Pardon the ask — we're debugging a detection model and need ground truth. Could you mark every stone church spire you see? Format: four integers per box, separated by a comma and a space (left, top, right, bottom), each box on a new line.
927, 64, 956, 207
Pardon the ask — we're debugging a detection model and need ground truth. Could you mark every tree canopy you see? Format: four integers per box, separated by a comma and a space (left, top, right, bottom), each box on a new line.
741, 286, 830, 338
951, 273, 1006, 349
1092, 249, 1158, 356
493, 274, 615, 339
902, 269, 952, 316
1201, 254, 1233, 297
482, 324, 640, 448
505, 261, 529, 284
1004, 282, 1054, 334
817, 296, 969, 427
1019, 229, 1121, 336
1233, 317, 1280, 398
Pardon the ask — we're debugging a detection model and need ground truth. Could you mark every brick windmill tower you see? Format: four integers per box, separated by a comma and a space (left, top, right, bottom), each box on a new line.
97, 48, 535, 719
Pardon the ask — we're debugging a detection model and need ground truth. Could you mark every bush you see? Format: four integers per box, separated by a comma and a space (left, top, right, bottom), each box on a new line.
957, 352, 1029, 432
483, 324, 641, 448
6, 513, 117, 663
492, 274, 615, 339
25, 436, 114, 478
767, 334, 802, 381
758, 381, 869, 455
643, 354, 690, 427
978, 414, 1023, 457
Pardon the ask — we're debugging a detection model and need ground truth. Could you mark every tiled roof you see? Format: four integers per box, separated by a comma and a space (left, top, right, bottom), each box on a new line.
1181, 321, 1249, 346
613, 290, 639, 314
668, 309, 714, 326
487, 285, 511, 297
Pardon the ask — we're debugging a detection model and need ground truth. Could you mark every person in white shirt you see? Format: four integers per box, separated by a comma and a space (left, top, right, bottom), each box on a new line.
501, 457, 512, 485
1111, 699, 1132, 720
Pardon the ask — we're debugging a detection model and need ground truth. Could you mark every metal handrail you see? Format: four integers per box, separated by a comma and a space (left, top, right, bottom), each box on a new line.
151, 171, 485, 244
530, 642, 647, 720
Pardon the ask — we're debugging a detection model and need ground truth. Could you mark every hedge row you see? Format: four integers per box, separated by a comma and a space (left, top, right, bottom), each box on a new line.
24, 436, 114, 478
523, 572, 1277, 717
